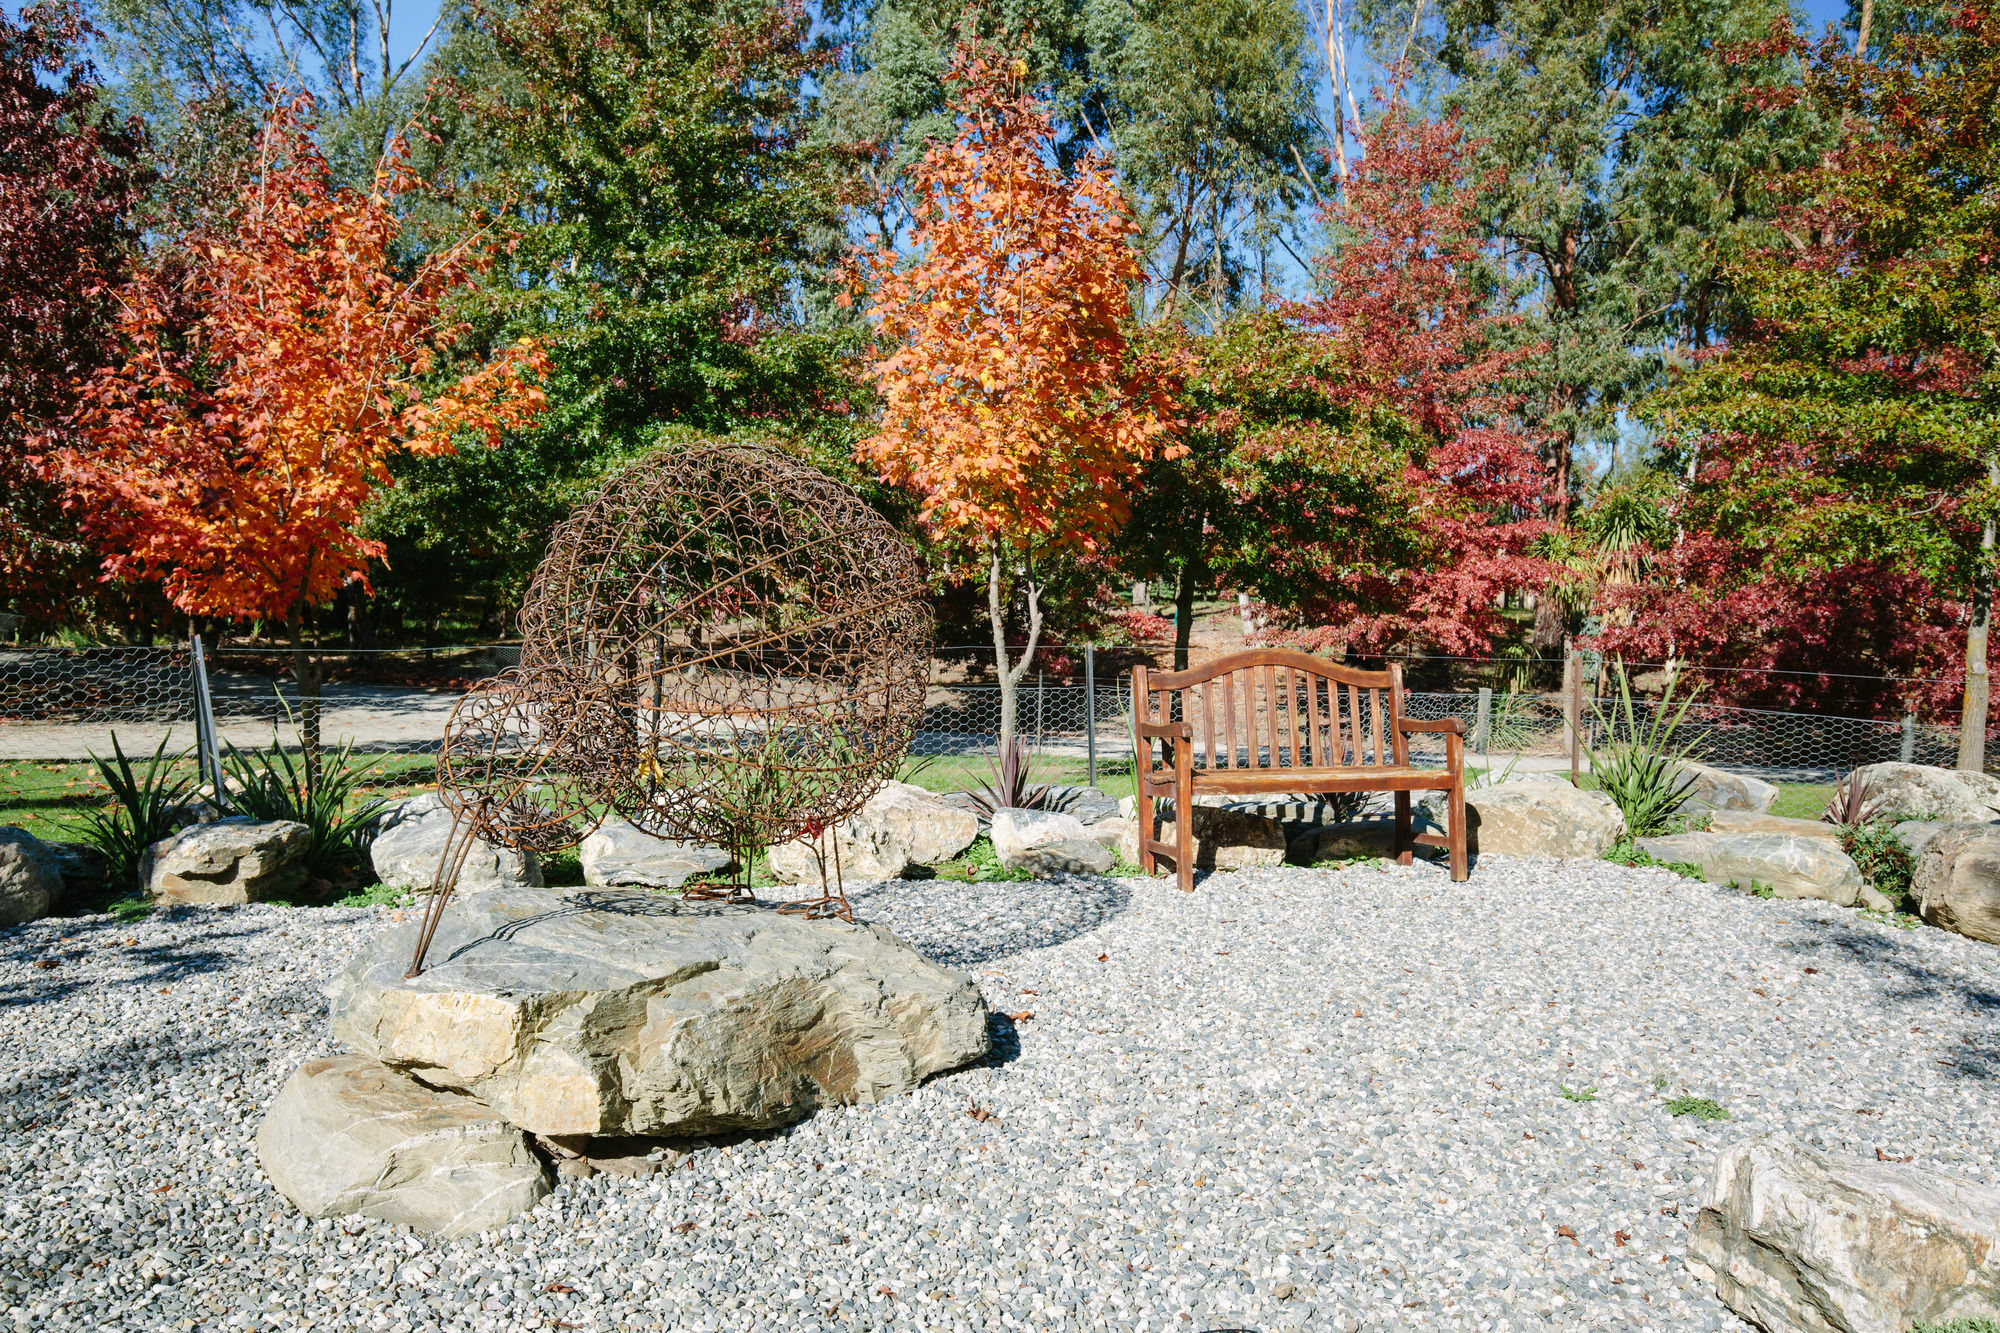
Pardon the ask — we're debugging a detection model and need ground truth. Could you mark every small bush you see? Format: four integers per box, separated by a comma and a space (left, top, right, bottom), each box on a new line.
1589, 660, 1702, 838
1663, 1096, 1730, 1121
77, 735, 198, 899
222, 739, 395, 883
331, 881, 414, 910
1843, 822, 1915, 907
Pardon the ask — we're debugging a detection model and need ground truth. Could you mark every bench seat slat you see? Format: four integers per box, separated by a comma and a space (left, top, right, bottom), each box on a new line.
1138, 764, 1453, 795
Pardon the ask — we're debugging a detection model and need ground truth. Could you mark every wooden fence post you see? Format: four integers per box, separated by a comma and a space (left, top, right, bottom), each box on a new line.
1473, 686, 1492, 753
1563, 647, 1582, 785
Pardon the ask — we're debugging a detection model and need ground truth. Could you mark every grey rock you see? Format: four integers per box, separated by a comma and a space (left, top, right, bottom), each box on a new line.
0, 829, 56, 925
1295, 820, 1403, 865
1894, 820, 1957, 857
143, 817, 310, 906
45, 840, 110, 907
1688, 1132, 2000, 1333
1705, 810, 1842, 842
990, 809, 1114, 875
370, 792, 541, 894
1913, 824, 2000, 945
1680, 763, 1781, 815
1636, 832, 1864, 906
1120, 803, 1288, 872
578, 818, 729, 890
1043, 785, 1121, 826
329, 887, 991, 1136
1423, 780, 1624, 859
768, 781, 979, 886
257, 1055, 551, 1238
1850, 763, 2000, 823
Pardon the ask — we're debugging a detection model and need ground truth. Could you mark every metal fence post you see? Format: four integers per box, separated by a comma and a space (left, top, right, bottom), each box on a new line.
1085, 644, 1097, 788
1473, 686, 1492, 753
190, 635, 225, 806
1901, 712, 1917, 764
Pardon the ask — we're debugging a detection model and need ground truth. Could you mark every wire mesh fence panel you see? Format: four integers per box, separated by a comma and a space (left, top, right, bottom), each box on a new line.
0, 645, 193, 724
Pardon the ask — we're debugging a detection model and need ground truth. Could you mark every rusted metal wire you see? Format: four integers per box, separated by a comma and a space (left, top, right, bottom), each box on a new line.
406, 441, 932, 975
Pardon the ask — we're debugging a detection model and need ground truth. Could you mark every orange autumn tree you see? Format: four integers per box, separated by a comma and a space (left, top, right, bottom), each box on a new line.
856, 46, 1176, 756
61, 97, 548, 771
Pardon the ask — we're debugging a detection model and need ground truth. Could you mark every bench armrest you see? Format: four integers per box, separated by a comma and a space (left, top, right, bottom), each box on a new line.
1136, 719, 1194, 741
1396, 717, 1464, 735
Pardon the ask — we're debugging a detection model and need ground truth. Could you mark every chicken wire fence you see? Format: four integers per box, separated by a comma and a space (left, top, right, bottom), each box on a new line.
0, 640, 1971, 784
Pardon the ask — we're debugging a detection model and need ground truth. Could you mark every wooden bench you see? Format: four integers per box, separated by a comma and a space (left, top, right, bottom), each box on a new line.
1131, 649, 1467, 889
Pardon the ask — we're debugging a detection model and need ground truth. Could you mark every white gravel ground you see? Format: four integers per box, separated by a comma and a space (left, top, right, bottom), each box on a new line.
4, 855, 1999, 1333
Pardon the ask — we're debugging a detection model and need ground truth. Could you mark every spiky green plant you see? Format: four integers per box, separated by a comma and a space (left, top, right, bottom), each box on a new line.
222, 738, 395, 882
78, 734, 198, 898
1589, 660, 1702, 838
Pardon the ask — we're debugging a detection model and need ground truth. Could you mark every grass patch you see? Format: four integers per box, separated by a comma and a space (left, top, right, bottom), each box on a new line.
106, 895, 154, 922
330, 881, 415, 910
1911, 1321, 2000, 1333
1663, 1096, 1730, 1121
1731, 879, 1778, 899
1860, 906, 1926, 930
1769, 784, 1835, 820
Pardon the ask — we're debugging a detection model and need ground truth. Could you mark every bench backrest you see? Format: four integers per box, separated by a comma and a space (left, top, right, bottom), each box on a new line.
1133, 650, 1407, 770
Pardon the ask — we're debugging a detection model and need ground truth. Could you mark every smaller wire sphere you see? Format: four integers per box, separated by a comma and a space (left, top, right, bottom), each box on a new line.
436, 665, 632, 854
517, 441, 933, 854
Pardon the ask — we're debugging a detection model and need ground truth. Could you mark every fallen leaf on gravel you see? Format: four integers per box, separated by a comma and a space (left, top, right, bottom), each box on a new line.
671, 1222, 697, 1234
1876, 1147, 1913, 1163
1008, 1011, 1034, 1021
1613, 1230, 1631, 1247
544, 1282, 576, 1294
1555, 1225, 1577, 1242
33, 959, 58, 970
1096, 953, 1108, 962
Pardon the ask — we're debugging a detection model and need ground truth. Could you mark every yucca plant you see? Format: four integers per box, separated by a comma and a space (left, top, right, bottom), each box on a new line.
961, 735, 1053, 816
78, 734, 198, 897
222, 738, 395, 881
1589, 659, 1702, 838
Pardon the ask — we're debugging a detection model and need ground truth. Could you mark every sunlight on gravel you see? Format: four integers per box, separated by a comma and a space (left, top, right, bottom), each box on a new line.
4, 855, 1997, 1332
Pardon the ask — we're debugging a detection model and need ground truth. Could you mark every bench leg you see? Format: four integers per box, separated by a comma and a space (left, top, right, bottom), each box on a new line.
1394, 791, 1413, 866
1175, 795, 1194, 892
1448, 779, 1468, 881
1138, 788, 1157, 875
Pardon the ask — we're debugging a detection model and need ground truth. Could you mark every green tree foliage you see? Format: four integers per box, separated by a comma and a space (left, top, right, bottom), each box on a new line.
1611, 1, 1999, 723
359, 0, 862, 638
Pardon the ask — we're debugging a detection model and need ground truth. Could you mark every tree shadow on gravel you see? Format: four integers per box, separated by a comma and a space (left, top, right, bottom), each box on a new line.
0, 1029, 227, 1133
0, 909, 270, 1010
841, 876, 1133, 967
1778, 916, 2000, 1082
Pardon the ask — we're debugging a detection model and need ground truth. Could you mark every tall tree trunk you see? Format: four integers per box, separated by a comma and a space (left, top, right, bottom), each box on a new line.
988, 542, 1044, 758
1172, 535, 1203, 672
1856, 0, 1874, 58
286, 604, 324, 788
1958, 460, 1998, 771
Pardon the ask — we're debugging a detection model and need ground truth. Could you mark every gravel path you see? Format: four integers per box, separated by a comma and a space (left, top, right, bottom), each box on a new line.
4, 857, 1998, 1332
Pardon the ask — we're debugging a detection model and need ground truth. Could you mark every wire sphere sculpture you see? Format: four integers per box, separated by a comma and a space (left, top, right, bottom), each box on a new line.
405, 441, 932, 976
517, 441, 933, 857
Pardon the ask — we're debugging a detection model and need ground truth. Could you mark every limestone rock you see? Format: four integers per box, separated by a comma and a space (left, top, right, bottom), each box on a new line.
579, 818, 728, 890
1680, 763, 1781, 814
1688, 1132, 2000, 1333
991, 809, 1114, 875
1042, 785, 1121, 826
143, 817, 310, 905
767, 782, 979, 886
329, 888, 991, 1137
1088, 815, 1134, 854
1635, 832, 1864, 906
1850, 763, 2000, 823
370, 793, 541, 894
1914, 824, 2000, 945
1706, 811, 1842, 842
1422, 781, 1624, 859
0, 829, 56, 926
1895, 820, 1957, 857
1118, 803, 1287, 872
257, 1055, 551, 1238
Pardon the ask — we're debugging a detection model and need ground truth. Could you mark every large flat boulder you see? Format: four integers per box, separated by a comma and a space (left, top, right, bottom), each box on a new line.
1423, 780, 1624, 859
1294, 820, 1402, 865
579, 818, 728, 890
1681, 763, 1781, 814
1851, 763, 2000, 823
990, 809, 1113, 875
1637, 832, 1864, 906
370, 792, 542, 894
1118, 802, 1287, 872
143, 817, 310, 906
1688, 1133, 2000, 1333
767, 781, 979, 886
1914, 824, 2000, 945
329, 888, 991, 1138
257, 1055, 551, 1238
